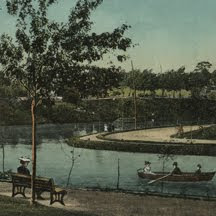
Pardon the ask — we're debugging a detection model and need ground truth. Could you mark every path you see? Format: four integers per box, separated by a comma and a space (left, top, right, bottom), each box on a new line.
81, 125, 216, 144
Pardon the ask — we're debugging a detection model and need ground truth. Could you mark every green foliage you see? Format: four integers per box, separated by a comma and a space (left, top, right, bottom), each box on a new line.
49, 103, 78, 123
178, 125, 216, 140
111, 90, 121, 96
0, 97, 216, 125
139, 69, 158, 93
0, 0, 132, 105
206, 91, 216, 100
124, 69, 142, 90
62, 87, 81, 105
0, 83, 27, 98
120, 61, 215, 99
0, 100, 31, 125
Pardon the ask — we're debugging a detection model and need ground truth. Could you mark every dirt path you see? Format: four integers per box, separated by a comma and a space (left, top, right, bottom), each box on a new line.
0, 182, 216, 216
80, 133, 103, 141
81, 125, 216, 144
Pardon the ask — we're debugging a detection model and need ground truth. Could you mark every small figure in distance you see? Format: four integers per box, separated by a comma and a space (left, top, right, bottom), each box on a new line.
17, 156, 31, 176
171, 162, 182, 175
104, 123, 108, 132
194, 164, 202, 175
143, 161, 155, 174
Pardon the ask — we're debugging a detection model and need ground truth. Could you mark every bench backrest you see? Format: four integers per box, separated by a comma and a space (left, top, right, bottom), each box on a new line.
11, 173, 55, 191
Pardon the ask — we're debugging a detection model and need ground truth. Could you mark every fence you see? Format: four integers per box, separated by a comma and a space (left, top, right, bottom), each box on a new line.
112, 118, 214, 132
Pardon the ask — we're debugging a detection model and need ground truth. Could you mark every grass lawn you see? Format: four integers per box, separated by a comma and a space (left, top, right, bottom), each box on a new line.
109, 87, 190, 98
0, 195, 90, 216
178, 125, 216, 140
0, 183, 216, 216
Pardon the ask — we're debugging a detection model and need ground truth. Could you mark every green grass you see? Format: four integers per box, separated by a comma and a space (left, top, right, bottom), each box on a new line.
109, 87, 190, 98
0, 195, 90, 216
178, 125, 216, 140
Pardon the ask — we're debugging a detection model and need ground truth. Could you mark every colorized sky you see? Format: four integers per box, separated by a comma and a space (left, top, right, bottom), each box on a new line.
1, 0, 216, 72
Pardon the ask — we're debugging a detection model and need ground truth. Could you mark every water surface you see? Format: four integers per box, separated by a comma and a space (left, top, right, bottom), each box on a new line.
1, 141, 216, 197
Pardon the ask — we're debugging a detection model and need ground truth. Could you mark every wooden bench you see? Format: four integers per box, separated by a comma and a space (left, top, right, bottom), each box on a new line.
11, 173, 67, 205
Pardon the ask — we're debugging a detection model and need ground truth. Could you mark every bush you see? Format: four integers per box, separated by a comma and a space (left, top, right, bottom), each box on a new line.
50, 103, 78, 123
111, 90, 121, 96
62, 88, 81, 105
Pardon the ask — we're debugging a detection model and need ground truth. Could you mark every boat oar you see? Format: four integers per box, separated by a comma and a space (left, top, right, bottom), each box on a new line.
148, 173, 171, 185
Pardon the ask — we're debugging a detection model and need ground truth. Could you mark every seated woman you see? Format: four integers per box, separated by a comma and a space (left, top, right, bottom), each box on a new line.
171, 162, 182, 175
143, 161, 155, 174
17, 157, 31, 175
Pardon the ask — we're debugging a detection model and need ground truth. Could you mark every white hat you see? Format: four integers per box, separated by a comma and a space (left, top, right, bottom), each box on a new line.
19, 156, 31, 162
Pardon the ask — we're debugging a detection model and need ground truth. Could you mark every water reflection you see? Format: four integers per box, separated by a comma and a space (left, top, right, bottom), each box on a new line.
0, 123, 101, 145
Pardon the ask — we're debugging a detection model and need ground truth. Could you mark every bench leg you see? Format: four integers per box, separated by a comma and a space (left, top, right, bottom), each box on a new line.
50, 191, 67, 206
36, 190, 45, 200
12, 185, 15, 197
12, 186, 26, 198
50, 192, 54, 205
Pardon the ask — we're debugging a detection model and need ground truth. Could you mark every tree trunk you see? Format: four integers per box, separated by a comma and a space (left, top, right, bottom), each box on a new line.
162, 89, 165, 97
173, 91, 175, 98
31, 99, 36, 205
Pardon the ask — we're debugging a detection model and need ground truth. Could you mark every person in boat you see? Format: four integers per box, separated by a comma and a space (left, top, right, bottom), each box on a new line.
171, 162, 182, 175
194, 164, 202, 175
17, 157, 31, 175
143, 161, 155, 174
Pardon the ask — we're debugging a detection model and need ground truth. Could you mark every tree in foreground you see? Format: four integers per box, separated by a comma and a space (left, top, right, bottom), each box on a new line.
0, 0, 132, 204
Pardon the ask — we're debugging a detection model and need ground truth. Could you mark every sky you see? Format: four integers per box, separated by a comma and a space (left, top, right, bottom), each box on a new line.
1, 0, 216, 72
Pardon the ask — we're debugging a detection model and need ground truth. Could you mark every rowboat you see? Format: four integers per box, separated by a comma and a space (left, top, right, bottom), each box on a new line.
137, 168, 215, 182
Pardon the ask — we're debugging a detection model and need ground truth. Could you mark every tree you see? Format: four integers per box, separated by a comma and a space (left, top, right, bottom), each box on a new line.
139, 69, 158, 95
124, 69, 142, 92
157, 72, 167, 97
170, 66, 186, 97
210, 70, 216, 85
61, 87, 81, 105
0, 0, 132, 204
186, 61, 212, 98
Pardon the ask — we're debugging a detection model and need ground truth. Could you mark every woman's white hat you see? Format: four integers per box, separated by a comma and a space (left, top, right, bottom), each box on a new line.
19, 156, 31, 162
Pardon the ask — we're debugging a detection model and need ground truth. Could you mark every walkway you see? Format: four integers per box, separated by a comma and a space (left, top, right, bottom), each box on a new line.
81, 125, 216, 144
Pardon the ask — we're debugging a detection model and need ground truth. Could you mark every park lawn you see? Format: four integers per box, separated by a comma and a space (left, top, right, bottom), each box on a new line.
0, 189, 216, 216
179, 125, 216, 140
109, 87, 190, 98
0, 195, 82, 216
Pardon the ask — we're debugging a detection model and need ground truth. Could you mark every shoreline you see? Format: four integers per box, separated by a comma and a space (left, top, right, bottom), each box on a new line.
68, 138, 216, 156
1, 180, 216, 202
68, 125, 216, 156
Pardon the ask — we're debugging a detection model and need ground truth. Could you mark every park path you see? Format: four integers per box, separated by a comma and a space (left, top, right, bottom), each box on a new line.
81, 125, 216, 144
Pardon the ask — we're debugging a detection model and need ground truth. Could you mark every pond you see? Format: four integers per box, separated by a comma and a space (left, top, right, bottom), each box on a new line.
0, 123, 101, 144
1, 140, 216, 198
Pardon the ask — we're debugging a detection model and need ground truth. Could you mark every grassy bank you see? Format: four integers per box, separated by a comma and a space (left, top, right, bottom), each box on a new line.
67, 136, 216, 156
0, 195, 82, 216
177, 125, 216, 140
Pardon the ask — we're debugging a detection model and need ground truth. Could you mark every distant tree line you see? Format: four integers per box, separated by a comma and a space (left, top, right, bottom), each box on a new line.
122, 61, 216, 98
